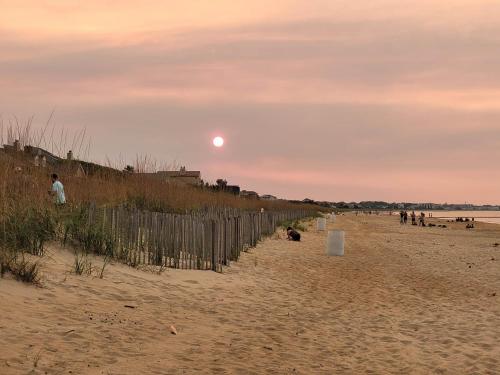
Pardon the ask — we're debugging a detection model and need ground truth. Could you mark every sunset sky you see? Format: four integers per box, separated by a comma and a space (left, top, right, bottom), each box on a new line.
1, 1, 499, 203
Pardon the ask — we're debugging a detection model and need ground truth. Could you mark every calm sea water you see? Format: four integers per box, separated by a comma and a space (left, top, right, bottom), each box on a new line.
422, 211, 500, 225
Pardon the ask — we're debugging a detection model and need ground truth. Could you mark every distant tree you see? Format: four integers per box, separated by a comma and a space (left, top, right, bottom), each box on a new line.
216, 179, 228, 190
336, 202, 349, 209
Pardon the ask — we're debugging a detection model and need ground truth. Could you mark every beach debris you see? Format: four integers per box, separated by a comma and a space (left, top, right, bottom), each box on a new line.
170, 325, 178, 335
493, 243, 499, 247
492, 292, 497, 297
32, 349, 42, 368
263, 346, 273, 351
124, 305, 137, 309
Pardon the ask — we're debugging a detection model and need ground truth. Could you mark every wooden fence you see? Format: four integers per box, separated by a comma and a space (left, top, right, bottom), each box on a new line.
87, 206, 309, 272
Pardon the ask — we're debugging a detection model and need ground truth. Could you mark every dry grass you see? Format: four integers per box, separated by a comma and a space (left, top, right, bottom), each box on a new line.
0, 249, 41, 284
0, 119, 316, 213
0, 150, 316, 214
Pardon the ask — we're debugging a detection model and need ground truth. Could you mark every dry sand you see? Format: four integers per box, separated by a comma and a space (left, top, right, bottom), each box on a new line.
1, 214, 499, 374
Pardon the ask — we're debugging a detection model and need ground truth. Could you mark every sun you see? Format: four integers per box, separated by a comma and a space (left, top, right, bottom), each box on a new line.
213, 136, 224, 148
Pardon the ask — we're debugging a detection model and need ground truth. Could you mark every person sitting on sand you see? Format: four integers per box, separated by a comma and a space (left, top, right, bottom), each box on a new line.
49, 173, 66, 205
287, 227, 301, 242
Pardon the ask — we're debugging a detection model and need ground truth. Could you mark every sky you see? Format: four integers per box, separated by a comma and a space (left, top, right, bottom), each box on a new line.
1, 0, 500, 204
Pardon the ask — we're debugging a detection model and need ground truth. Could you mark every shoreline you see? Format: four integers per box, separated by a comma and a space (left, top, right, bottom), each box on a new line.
359, 210, 500, 226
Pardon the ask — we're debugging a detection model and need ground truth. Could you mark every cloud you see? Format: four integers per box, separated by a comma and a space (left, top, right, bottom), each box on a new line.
1, 1, 500, 203
3, 14, 500, 111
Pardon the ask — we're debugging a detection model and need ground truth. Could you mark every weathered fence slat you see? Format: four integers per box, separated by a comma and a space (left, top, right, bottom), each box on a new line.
86, 205, 309, 272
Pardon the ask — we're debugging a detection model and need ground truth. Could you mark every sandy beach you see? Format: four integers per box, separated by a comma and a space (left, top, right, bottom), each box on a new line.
1, 213, 499, 374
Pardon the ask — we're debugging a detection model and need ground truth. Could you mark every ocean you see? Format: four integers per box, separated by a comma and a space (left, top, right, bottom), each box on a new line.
422, 210, 500, 225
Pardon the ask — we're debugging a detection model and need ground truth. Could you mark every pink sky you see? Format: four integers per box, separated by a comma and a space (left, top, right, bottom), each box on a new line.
1, 1, 499, 204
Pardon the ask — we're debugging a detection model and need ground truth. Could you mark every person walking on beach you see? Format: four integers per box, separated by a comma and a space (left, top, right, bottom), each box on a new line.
400, 211, 404, 224
411, 211, 416, 225
403, 211, 408, 224
49, 173, 66, 205
286, 227, 301, 241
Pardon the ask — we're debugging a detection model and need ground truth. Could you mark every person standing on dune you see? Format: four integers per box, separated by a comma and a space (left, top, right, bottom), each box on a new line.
49, 173, 66, 206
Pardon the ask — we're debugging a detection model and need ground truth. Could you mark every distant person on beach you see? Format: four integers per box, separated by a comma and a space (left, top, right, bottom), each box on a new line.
411, 211, 416, 225
403, 211, 408, 224
286, 227, 301, 242
400, 211, 404, 224
49, 173, 66, 205
419, 212, 425, 226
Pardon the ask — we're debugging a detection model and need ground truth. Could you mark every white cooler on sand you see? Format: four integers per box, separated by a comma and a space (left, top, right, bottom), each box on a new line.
317, 217, 327, 231
326, 230, 344, 256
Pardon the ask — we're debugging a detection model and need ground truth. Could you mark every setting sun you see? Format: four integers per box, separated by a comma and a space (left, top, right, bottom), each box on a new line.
213, 136, 224, 148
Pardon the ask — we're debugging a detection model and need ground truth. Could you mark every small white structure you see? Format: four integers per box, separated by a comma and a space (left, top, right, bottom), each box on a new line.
317, 217, 327, 231
326, 230, 344, 256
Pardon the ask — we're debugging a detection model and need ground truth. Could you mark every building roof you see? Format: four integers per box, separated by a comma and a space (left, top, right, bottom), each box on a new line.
23, 145, 61, 164
241, 190, 259, 197
156, 170, 201, 178
261, 194, 277, 199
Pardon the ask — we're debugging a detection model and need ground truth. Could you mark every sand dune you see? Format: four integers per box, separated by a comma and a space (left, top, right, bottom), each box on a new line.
1, 214, 500, 374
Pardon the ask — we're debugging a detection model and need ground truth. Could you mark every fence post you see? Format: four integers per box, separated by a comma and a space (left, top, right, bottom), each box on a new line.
211, 220, 217, 271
